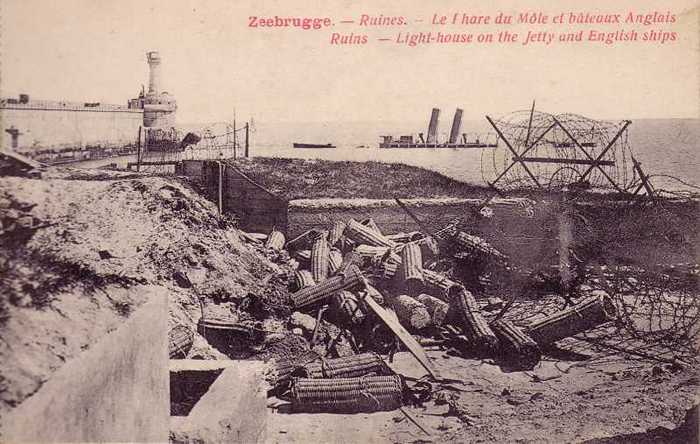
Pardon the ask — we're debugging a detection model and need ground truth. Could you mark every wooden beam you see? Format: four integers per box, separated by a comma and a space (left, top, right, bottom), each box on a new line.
486, 115, 542, 188
514, 156, 615, 166
552, 117, 622, 192
580, 120, 631, 181
361, 286, 440, 380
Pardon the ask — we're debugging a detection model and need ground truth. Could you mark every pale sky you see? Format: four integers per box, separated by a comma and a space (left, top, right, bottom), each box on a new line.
2, 0, 698, 123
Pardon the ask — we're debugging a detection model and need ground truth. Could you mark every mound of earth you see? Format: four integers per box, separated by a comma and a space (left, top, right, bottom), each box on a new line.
0, 167, 292, 424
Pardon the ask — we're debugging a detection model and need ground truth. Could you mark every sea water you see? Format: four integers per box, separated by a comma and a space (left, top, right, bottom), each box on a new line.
245, 119, 699, 192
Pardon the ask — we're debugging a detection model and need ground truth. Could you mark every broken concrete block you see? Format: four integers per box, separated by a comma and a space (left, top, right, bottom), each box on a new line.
290, 311, 317, 334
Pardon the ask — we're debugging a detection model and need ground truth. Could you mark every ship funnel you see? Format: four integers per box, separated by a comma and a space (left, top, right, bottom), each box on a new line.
448, 108, 463, 144
427, 108, 440, 144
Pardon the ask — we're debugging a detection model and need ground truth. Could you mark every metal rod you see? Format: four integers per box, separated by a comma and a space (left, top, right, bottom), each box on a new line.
136, 126, 142, 172
490, 122, 556, 186
524, 100, 535, 148
514, 156, 615, 166
631, 156, 654, 197
401, 407, 431, 436
245, 123, 250, 157
579, 120, 631, 181
486, 115, 542, 188
552, 117, 622, 192
217, 161, 224, 215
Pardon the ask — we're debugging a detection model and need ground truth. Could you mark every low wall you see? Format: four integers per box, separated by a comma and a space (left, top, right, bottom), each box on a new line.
288, 198, 484, 237
288, 197, 698, 267
181, 160, 288, 233
2, 286, 169, 443
288, 198, 555, 265
177, 160, 697, 267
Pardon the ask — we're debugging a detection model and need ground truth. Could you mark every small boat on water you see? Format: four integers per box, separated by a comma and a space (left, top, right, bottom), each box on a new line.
293, 142, 336, 149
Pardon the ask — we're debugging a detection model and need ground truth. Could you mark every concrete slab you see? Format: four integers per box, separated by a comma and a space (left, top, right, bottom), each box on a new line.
2, 286, 169, 443
169, 358, 238, 372
170, 361, 268, 443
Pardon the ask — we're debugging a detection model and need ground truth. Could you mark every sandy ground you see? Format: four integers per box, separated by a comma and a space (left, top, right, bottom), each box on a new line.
265, 349, 698, 443
1, 166, 697, 443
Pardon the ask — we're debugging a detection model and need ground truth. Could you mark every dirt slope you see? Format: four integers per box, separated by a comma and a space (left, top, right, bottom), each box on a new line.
0, 167, 288, 424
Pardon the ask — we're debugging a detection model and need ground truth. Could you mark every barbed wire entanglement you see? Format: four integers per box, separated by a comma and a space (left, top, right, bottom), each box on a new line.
482, 110, 636, 192
137, 122, 247, 174
463, 195, 700, 364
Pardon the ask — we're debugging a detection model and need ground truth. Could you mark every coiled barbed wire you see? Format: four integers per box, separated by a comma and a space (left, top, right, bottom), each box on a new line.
482, 111, 635, 191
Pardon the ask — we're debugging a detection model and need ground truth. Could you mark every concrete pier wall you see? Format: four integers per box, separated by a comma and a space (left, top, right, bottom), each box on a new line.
1, 104, 143, 152
2, 287, 169, 443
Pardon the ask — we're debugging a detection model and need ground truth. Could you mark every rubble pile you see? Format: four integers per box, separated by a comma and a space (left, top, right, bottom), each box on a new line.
204, 216, 620, 416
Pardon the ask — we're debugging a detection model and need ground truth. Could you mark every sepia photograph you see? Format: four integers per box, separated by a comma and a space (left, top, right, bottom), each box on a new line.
0, 0, 698, 442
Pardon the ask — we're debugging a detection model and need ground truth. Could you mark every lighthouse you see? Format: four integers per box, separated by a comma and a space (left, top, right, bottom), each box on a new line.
147, 51, 161, 95
140, 51, 177, 128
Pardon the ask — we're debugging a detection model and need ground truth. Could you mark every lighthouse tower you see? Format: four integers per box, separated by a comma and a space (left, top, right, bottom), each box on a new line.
141, 51, 177, 128
147, 51, 161, 94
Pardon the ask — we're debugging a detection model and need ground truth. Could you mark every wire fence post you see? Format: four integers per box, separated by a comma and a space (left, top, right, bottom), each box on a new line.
136, 126, 142, 172
245, 123, 250, 158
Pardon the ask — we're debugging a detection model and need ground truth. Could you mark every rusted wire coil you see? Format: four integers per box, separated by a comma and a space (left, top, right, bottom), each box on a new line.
422, 269, 463, 302
302, 353, 390, 379
391, 294, 431, 330
327, 248, 343, 275
265, 230, 285, 251
291, 265, 365, 309
287, 375, 404, 413
286, 229, 324, 252
450, 287, 500, 354
360, 217, 383, 236
490, 318, 541, 369
527, 293, 617, 345
266, 350, 320, 388
337, 251, 364, 276
311, 237, 330, 282
355, 244, 392, 262
452, 231, 508, 264
345, 219, 395, 248
330, 290, 366, 326
291, 270, 316, 292
377, 251, 402, 280
169, 325, 194, 359
328, 220, 346, 247
386, 231, 423, 244
400, 242, 424, 295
